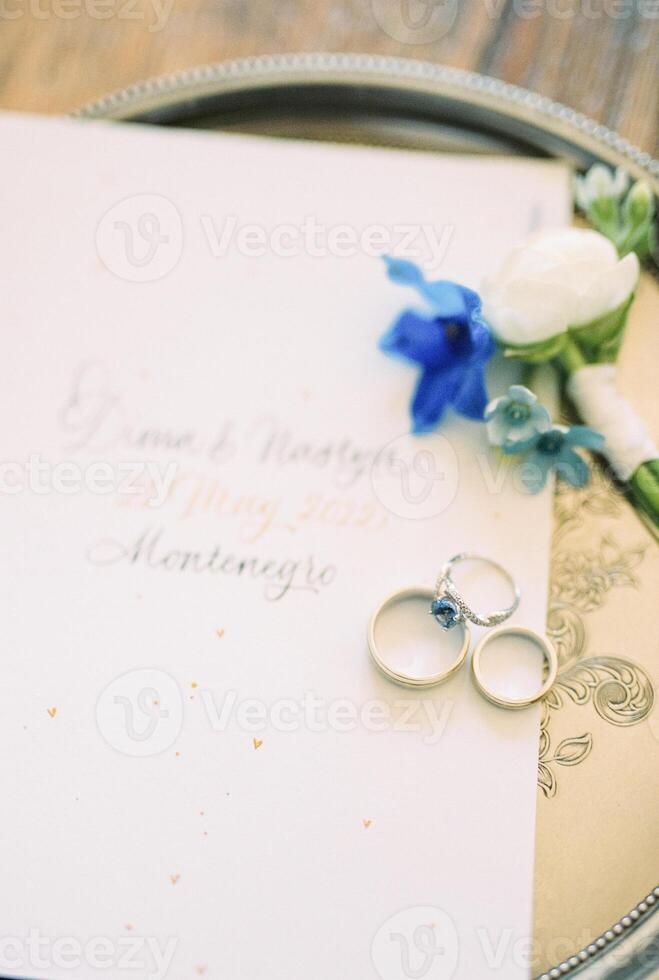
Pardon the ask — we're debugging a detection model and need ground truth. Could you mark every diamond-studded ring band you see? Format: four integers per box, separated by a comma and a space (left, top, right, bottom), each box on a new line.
432, 553, 520, 630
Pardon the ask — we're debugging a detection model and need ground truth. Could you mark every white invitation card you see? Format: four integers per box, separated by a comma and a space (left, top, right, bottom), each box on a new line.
0, 113, 570, 980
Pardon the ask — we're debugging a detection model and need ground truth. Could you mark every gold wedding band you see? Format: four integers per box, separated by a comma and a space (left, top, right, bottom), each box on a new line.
470, 625, 558, 710
368, 586, 471, 689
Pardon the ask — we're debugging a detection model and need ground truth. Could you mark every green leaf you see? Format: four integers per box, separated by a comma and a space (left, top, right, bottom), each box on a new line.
587, 197, 620, 240
629, 459, 659, 529
501, 332, 567, 364
567, 293, 635, 363
615, 221, 656, 262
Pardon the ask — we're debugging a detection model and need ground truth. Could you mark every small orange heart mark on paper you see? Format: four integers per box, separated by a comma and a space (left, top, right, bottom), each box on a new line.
362, 819, 372, 829
47, 707, 57, 718
125, 924, 134, 931
252, 738, 263, 750
195, 968, 207, 976
191, 681, 198, 689
169, 874, 180, 885
216, 628, 225, 638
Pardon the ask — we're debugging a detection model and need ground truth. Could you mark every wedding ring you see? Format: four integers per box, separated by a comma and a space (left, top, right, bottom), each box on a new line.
432, 553, 520, 630
471, 625, 558, 709
368, 586, 471, 688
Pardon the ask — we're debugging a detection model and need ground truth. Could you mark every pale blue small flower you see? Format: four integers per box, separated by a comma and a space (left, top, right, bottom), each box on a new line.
485, 385, 551, 447
503, 423, 605, 493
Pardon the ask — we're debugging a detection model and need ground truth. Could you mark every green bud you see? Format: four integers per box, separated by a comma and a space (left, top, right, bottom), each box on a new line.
615, 181, 657, 259
625, 181, 654, 226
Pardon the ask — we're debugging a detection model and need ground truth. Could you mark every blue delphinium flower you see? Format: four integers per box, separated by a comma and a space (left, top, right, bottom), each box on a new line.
503, 424, 605, 492
380, 256, 496, 434
485, 384, 551, 447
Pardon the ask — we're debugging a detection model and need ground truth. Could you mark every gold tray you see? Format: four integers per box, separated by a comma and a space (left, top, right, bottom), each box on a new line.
79, 53, 659, 978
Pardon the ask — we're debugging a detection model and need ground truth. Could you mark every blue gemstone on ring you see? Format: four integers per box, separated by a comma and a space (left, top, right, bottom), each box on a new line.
431, 596, 459, 630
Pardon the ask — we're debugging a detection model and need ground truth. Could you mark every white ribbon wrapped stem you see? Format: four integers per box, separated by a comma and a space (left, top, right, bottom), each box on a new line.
566, 364, 658, 481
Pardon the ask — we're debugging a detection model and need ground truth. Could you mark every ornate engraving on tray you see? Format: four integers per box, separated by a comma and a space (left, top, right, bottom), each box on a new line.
547, 656, 654, 725
551, 468, 624, 545
550, 534, 646, 612
538, 471, 656, 798
546, 602, 586, 672
538, 705, 592, 799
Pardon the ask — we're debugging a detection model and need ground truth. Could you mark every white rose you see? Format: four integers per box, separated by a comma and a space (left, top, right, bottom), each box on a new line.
481, 228, 639, 347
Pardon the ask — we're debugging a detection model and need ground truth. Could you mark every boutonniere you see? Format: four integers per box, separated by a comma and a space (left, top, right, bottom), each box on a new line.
482, 224, 657, 523
380, 257, 604, 494
379, 164, 658, 527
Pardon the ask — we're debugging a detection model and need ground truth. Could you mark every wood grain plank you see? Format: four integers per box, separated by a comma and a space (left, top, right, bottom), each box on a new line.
0, 0, 655, 152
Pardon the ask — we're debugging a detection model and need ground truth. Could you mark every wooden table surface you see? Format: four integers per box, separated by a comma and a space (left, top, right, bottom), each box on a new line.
0, 0, 657, 154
